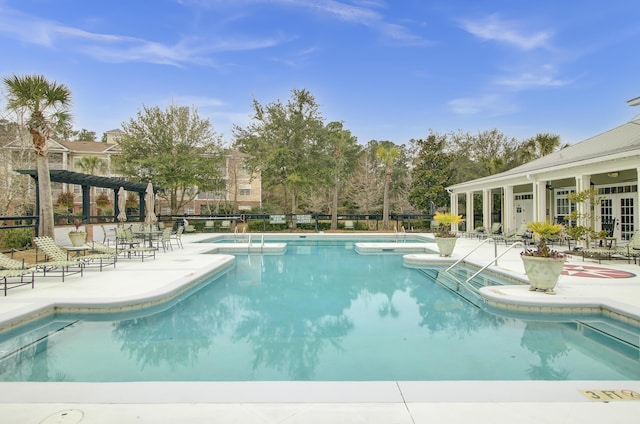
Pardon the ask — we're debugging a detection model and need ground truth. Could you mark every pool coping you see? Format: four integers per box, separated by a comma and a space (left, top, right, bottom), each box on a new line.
1, 380, 640, 404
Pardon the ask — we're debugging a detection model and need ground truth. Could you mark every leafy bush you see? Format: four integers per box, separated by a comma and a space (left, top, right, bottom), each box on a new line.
0, 228, 33, 249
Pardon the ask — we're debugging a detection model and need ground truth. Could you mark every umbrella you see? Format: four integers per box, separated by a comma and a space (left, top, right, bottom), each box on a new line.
117, 187, 127, 223
144, 182, 157, 225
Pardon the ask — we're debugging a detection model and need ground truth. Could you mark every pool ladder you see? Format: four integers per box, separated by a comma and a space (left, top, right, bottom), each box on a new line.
394, 226, 406, 243
246, 234, 265, 253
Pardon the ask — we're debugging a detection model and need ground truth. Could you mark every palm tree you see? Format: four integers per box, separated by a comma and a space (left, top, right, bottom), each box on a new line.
376, 144, 400, 230
519, 133, 565, 162
76, 155, 109, 216
3, 74, 72, 237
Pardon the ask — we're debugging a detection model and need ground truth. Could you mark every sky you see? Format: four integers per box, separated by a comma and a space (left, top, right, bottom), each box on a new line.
0, 0, 639, 147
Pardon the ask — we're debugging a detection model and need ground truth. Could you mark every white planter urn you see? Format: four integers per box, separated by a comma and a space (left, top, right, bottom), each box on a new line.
521, 255, 566, 295
68, 231, 87, 247
435, 237, 457, 257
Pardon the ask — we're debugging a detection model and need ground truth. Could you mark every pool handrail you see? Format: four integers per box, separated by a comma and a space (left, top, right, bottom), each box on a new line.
464, 241, 524, 283
445, 238, 495, 272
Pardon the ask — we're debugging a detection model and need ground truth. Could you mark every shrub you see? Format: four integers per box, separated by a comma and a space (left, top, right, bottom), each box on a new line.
0, 228, 33, 250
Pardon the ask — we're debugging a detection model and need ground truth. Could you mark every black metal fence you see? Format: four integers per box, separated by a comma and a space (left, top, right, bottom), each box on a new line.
168, 213, 436, 232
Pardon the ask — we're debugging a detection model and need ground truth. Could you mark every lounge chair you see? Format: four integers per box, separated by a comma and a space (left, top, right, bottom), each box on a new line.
204, 220, 215, 232
0, 253, 36, 296
34, 236, 116, 272
502, 223, 530, 246
220, 220, 231, 231
344, 220, 354, 230
92, 240, 157, 262
19, 238, 84, 282
467, 226, 486, 239
614, 230, 640, 264
490, 223, 502, 235
184, 224, 196, 233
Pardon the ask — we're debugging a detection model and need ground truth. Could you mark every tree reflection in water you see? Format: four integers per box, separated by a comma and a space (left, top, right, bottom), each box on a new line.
4, 241, 637, 382
520, 321, 569, 380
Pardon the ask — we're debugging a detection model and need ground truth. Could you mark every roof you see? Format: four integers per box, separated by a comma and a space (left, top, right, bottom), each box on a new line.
16, 170, 160, 193
57, 140, 119, 153
448, 117, 640, 189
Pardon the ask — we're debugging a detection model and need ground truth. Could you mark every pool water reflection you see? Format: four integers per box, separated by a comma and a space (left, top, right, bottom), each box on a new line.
0, 240, 638, 382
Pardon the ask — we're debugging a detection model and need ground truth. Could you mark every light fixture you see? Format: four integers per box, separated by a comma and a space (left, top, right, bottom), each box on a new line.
608, 172, 619, 178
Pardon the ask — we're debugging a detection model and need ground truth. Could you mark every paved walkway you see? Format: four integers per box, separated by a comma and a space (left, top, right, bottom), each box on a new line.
0, 233, 639, 423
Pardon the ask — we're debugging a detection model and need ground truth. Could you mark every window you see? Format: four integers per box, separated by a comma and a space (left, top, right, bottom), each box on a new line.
239, 188, 251, 196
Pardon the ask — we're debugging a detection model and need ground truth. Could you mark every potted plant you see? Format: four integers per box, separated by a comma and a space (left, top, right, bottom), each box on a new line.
68, 218, 87, 247
521, 221, 566, 294
432, 212, 463, 257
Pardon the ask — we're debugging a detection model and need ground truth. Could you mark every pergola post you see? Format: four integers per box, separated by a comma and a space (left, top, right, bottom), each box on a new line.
81, 184, 91, 223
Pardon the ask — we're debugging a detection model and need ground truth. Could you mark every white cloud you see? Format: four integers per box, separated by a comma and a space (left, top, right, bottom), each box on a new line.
494, 64, 575, 89
0, 4, 286, 67
460, 14, 552, 50
448, 94, 516, 116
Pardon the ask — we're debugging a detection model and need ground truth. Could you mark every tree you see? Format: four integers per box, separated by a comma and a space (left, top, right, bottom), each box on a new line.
76, 128, 97, 142
451, 129, 519, 182
518, 133, 565, 163
408, 132, 455, 212
322, 122, 360, 229
376, 143, 400, 230
233, 88, 325, 217
0, 118, 34, 216
114, 105, 224, 214
76, 155, 109, 216
3, 74, 72, 237
347, 150, 383, 215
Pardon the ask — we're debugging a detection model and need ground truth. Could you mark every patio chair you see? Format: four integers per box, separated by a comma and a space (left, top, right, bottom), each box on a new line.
159, 227, 173, 252
220, 220, 231, 231
0, 253, 36, 296
116, 227, 142, 249
170, 226, 184, 249
344, 220, 354, 230
184, 224, 196, 233
204, 220, 215, 232
490, 222, 502, 235
34, 236, 116, 272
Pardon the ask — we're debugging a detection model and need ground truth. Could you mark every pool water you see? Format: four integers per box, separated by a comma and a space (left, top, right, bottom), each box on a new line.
0, 240, 638, 382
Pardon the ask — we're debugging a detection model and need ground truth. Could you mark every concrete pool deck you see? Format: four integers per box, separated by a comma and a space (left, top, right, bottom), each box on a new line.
0, 233, 639, 423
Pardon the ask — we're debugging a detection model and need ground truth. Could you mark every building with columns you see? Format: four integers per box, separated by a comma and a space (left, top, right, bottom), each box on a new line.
447, 116, 640, 241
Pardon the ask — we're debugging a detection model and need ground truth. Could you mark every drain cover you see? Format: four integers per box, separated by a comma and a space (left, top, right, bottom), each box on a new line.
40, 409, 84, 424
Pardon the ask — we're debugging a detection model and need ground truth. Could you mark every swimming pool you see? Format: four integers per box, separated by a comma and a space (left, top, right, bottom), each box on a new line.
0, 239, 638, 382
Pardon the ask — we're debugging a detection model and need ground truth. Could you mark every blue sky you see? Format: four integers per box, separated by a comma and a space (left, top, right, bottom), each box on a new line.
1, 0, 639, 146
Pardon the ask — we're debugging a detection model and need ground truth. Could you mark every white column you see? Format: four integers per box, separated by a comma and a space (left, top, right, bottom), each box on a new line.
534, 181, 546, 222
575, 175, 591, 227
450, 192, 459, 232
483, 189, 491, 230
637, 168, 640, 234
466, 191, 474, 231
504, 185, 514, 231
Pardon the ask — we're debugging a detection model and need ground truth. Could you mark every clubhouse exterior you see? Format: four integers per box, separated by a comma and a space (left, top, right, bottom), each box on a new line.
447, 116, 640, 242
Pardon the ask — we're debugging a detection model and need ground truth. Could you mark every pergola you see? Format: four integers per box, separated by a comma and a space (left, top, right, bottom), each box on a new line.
17, 169, 161, 225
